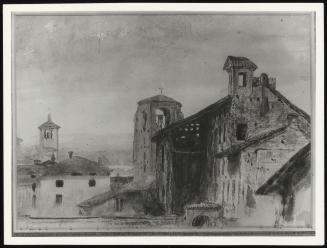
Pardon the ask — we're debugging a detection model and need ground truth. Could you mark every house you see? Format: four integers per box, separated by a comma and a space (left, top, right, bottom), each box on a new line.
77, 176, 163, 217
150, 56, 311, 227
32, 152, 111, 218
255, 143, 311, 227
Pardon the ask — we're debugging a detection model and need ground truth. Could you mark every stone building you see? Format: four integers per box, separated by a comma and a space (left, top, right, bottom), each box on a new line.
151, 56, 311, 226
132, 95, 184, 181
38, 114, 60, 162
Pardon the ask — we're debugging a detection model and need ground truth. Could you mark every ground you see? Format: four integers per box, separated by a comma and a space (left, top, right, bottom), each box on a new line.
15, 216, 313, 233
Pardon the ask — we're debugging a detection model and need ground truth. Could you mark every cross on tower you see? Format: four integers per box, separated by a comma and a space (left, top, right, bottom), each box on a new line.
158, 87, 164, 95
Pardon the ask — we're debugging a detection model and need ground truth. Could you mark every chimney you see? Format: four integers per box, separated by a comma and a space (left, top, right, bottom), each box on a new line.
68, 151, 73, 159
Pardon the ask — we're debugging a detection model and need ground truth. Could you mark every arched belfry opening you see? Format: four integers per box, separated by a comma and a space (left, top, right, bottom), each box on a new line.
155, 108, 170, 129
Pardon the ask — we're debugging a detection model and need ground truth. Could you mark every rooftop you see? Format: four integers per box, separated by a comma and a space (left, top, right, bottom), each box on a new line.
42, 156, 111, 177
152, 95, 232, 141
256, 143, 311, 195
38, 114, 60, 130
137, 94, 182, 106
215, 126, 288, 158
78, 177, 154, 208
185, 202, 222, 210
223, 56, 258, 71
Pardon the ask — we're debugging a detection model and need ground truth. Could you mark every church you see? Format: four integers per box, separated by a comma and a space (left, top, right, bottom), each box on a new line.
132, 56, 311, 227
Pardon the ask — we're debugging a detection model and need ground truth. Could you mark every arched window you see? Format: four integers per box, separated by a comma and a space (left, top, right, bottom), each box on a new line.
155, 108, 170, 129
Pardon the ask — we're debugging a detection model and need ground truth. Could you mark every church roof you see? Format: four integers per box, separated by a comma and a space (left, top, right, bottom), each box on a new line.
223, 56, 258, 71
256, 143, 311, 195
42, 156, 111, 177
137, 94, 182, 106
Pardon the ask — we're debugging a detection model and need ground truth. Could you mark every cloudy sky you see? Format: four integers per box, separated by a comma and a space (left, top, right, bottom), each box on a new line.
14, 14, 313, 146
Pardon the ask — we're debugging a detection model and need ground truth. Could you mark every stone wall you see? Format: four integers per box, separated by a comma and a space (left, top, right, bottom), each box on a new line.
133, 100, 183, 181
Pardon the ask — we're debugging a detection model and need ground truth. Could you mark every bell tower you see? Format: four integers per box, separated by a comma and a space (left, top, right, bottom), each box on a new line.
133, 94, 184, 181
38, 114, 60, 162
223, 56, 257, 96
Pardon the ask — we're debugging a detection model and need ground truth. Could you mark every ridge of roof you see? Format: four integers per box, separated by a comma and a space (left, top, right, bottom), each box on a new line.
255, 142, 311, 195
215, 126, 288, 158
266, 84, 311, 123
152, 95, 232, 141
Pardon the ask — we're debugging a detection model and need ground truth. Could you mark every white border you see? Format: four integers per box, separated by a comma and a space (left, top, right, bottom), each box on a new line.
3, 3, 324, 245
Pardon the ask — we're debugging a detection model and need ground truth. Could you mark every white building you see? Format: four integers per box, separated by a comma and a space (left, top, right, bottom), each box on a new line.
32, 152, 111, 218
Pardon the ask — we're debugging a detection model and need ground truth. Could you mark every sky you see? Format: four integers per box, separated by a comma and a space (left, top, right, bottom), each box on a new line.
14, 14, 313, 146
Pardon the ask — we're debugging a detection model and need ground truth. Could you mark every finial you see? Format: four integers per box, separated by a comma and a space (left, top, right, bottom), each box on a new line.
158, 87, 164, 95
48, 113, 52, 121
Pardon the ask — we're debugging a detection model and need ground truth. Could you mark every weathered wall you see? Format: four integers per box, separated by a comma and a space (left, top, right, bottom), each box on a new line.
35, 176, 110, 217
88, 192, 145, 217
133, 100, 183, 181
17, 184, 37, 216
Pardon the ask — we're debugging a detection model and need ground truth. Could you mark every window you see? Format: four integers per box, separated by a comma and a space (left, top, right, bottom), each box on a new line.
55, 180, 64, 187
162, 187, 165, 199
236, 123, 247, 140
115, 198, 123, 212
55, 194, 63, 206
89, 179, 96, 187
238, 72, 247, 87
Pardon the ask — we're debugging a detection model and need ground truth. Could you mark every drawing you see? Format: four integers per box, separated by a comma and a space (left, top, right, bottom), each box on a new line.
13, 13, 314, 235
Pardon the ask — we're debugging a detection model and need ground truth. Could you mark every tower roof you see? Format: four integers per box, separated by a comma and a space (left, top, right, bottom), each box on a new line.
223, 56, 258, 71
137, 94, 182, 106
38, 114, 60, 130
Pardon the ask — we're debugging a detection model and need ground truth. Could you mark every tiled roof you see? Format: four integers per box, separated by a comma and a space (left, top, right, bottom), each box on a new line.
223, 56, 258, 71
256, 143, 311, 195
138, 94, 182, 106
42, 156, 111, 176
152, 95, 232, 141
185, 202, 222, 210
78, 178, 154, 208
215, 126, 288, 158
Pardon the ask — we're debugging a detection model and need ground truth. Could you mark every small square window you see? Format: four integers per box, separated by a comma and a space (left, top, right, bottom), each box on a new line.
55, 180, 64, 187
236, 123, 247, 140
238, 72, 247, 87
89, 179, 96, 187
